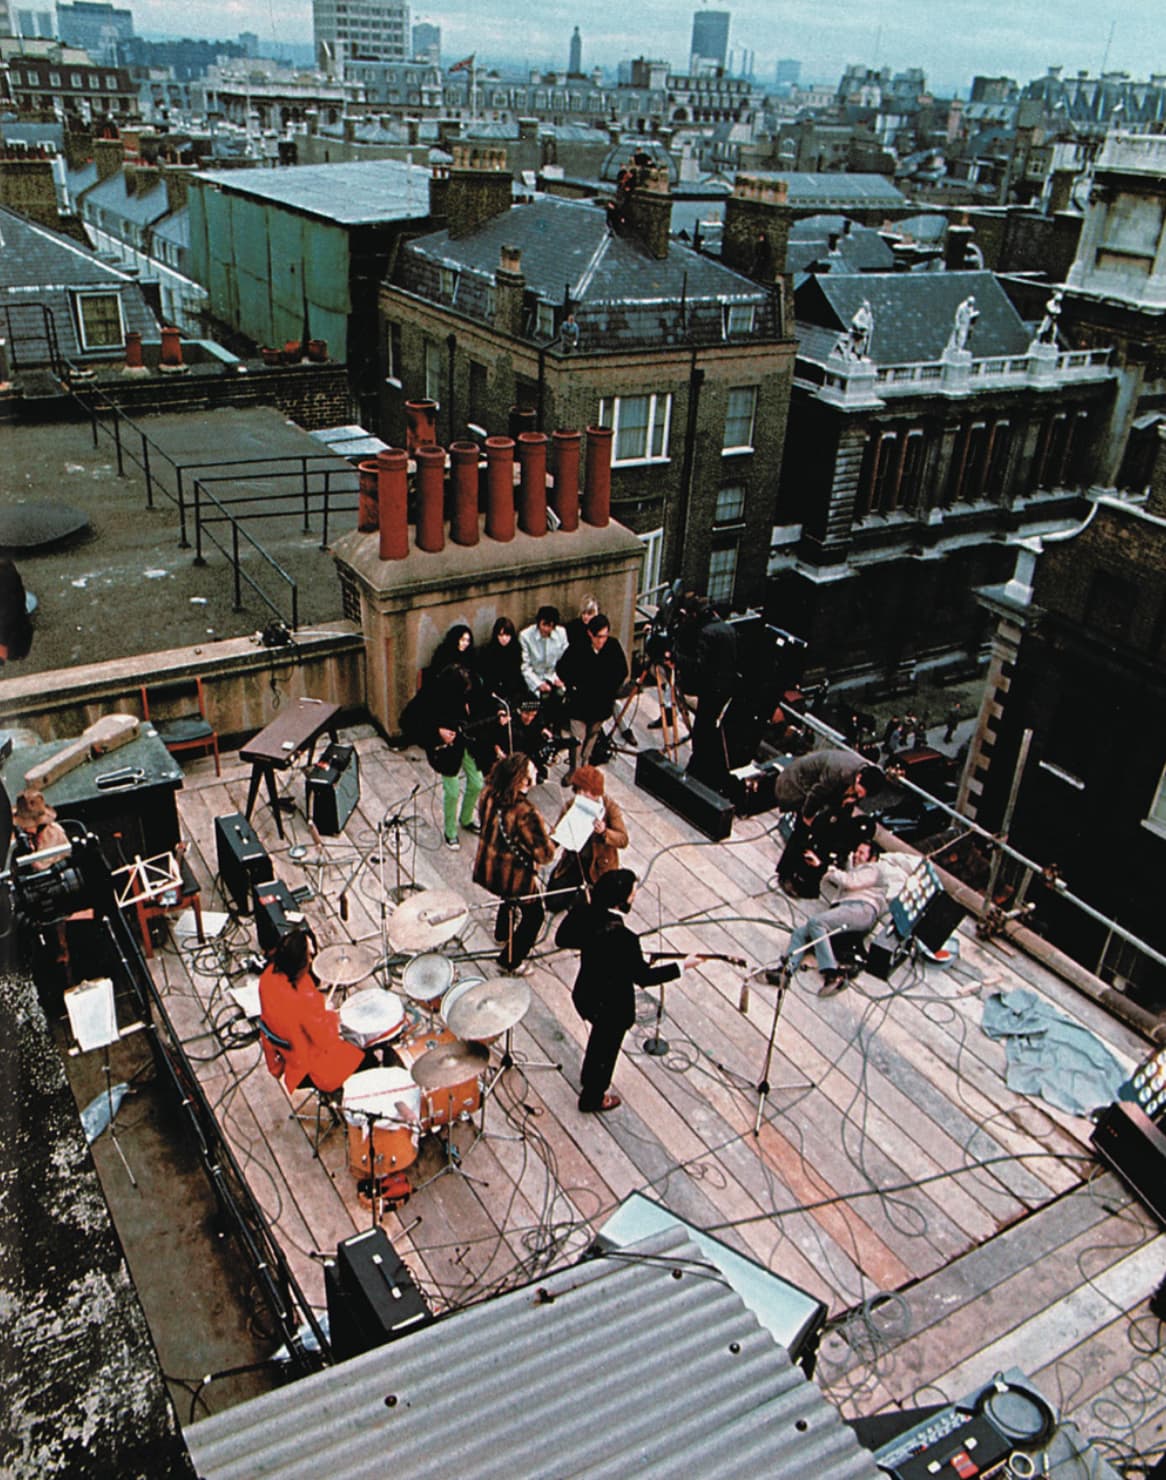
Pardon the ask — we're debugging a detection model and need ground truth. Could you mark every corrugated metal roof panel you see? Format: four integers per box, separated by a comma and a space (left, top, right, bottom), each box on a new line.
186, 1231, 880, 1480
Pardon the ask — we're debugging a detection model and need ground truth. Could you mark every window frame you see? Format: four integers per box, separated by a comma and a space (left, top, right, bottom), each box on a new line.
424, 339, 441, 402
599, 392, 673, 466
724, 302, 755, 337
72, 289, 124, 350
707, 542, 739, 607
722, 385, 757, 454
713, 483, 746, 526
1144, 760, 1166, 839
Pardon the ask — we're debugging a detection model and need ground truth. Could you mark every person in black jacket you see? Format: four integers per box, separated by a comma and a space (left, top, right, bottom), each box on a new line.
473, 616, 525, 708
674, 596, 738, 791
556, 612, 628, 766
556, 869, 698, 1113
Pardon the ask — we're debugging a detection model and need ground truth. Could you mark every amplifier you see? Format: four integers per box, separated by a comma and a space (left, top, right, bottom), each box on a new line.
634, 749, 734, 842
912, 891, 967, 953
729, 758, 783, 817
865, 927, 907, 981
254, 878, 299, 954
214, 812, 273, 916
326, 1227, 432, 1361
307, 742, 360, 836
1090, 1100, 1166, 1227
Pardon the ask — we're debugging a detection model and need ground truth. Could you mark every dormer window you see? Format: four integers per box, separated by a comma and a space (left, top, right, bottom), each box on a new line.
72, 290, 124, 350
724, 303, 755, 336
536, 301, 556, 339
440, 266, 459, 301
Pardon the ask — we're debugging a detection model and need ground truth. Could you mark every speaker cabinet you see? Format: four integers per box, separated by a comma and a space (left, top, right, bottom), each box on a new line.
912, 891, 967, 953
634, 749, 734, 841
254, 878, 298, 954
325, 1228, 432, 1361
307, 742, 360, 836
1091, 1100, 1166, 1227
214, 812, 273, 915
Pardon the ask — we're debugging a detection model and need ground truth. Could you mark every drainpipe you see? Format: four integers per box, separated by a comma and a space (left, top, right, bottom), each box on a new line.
674, 352, 704, 587
446, 332, 458, 441
537, 343, 547, 430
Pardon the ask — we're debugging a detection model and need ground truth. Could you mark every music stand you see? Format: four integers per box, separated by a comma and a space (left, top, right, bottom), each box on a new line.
65, 975, 141, 1187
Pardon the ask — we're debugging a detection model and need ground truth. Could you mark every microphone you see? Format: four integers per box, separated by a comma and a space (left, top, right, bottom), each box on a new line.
339, 890, 349, 922
738, 977, 751, 1015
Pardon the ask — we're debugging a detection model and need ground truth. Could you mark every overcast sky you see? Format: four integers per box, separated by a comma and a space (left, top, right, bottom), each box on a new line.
134, 0, 1164, 96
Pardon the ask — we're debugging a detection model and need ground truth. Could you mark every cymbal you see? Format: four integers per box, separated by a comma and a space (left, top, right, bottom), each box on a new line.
410, 1038, 490, 1091
444, 976, 531, 1041
387, 889, 468, 952
314, 941, 378, 987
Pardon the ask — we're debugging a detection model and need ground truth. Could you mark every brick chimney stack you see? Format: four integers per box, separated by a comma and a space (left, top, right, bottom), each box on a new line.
162, 166, 191, 214
622, 163, 673, 261
722, 175, 791, 286
447, 144, 512, 239
494, 245, 526, 338
94, 138, 124, 181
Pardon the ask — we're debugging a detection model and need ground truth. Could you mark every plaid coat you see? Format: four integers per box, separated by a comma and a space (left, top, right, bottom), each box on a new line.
473, 791, 555, 900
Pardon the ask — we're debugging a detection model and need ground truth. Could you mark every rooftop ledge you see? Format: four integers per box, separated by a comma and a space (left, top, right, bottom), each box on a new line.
798, 345, 1113, 405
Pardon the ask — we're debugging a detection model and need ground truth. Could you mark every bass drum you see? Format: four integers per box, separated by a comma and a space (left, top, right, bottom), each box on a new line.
342, 1066, 421, 1178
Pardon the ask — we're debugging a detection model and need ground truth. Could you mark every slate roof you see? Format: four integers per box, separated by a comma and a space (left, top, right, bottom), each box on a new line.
0, 120, 64, 148
83, 171, 170, 229
193, 159, 433, 226
794, 270, 1033, 366
0, 205, 158, 363
395, 194, 779, 350
743, 171, 907, 209
786, 218, 895, 279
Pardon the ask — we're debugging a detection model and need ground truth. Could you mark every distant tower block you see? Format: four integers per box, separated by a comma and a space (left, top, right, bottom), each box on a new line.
690, 8, 729, 72
569, 25, 582, 75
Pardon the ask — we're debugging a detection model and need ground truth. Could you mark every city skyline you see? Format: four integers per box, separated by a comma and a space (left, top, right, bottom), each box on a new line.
127, 0, 1164, 93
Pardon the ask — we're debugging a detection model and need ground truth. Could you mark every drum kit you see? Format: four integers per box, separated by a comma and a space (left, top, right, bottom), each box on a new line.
316, 889, 535, 1215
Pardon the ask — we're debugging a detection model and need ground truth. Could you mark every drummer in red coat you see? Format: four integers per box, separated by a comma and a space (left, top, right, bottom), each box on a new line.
258, 928, 366, 1092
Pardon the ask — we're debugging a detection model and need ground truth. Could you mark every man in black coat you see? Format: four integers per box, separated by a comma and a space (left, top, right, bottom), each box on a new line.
556, 869, 697, 1113
674, 597, 738, 792
773, 749, 883, 898
556, 612, 628, 766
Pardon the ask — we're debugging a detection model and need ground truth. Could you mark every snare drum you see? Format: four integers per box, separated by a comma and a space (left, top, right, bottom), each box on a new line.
339, 987, 406, 1049
400, 953, 454, 1013
342, 1066, 421, 1178
398, 1024, 482, 1130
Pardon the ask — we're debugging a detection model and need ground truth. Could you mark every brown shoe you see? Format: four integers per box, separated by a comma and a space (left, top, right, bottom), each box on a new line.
817, 973, 848, 998
581, 1093, 621, 1113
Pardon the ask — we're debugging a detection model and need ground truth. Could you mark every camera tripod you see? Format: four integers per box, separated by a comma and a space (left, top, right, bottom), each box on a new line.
611, 656, 692, 762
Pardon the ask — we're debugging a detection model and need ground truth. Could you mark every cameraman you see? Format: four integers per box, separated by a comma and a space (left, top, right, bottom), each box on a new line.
675, 596, 738, 792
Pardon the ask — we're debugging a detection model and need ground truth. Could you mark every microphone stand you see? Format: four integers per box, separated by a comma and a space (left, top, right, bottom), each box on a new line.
382, 784, 421, 905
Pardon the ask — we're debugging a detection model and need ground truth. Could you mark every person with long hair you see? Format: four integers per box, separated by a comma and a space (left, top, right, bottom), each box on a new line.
472, 751, 555, 974
473, 615, 524, 707
257, 928, 366, 1092
556, 869, 699, 1113
424, 622, 473, 687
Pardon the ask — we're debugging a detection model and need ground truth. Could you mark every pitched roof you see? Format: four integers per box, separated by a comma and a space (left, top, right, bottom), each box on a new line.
186, 1229, 881, 1480
396, 193, 779, 349
82, 170, 170, 228
193, 159, 433, 226
743, 171, 907, 209
795, 269, 1033, 365
0, 206, 158, 361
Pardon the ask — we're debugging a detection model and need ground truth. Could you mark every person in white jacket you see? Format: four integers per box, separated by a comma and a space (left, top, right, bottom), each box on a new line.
783, 840, 888, 996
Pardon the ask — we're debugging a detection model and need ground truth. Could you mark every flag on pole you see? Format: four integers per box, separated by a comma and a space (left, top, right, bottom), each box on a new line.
449, 54, 475, 73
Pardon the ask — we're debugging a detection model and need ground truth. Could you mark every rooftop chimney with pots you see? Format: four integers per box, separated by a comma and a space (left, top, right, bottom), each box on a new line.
429, 163, 449, 227
722, 174, 792, 285
162, 167, 191, 215
494, 245, 526, 338
94, 138, 124, 181
447, 144, 512, 239
621, 163, 673, 261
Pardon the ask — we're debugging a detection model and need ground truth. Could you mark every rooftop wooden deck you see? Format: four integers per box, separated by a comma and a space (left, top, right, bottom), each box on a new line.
158, 718, 1163, 1462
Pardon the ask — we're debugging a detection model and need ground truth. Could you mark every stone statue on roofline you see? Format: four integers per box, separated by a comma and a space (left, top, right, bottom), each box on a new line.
832, 298, 874, 362
1036, 289, 1062, 346
946, 295, 979, 355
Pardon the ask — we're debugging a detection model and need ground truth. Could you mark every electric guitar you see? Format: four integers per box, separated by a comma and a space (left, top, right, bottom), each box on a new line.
647, 951, 747, 967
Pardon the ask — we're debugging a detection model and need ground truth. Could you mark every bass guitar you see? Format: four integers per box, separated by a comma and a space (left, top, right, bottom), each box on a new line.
647, 951, 747, 967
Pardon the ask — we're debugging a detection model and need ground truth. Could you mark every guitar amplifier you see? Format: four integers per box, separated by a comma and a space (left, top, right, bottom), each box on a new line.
307, 742, 360, 836
729, 758, 783, 817
1091, 1100, 1166, 1227
866, 927, 908, 981
254, 878, 300, 954
325, 1227, 432, 1361
214, 812, 273, 915
635, 749, 734, 842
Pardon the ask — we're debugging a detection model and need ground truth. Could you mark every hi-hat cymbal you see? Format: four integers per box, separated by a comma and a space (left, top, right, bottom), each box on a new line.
410, 1039, 490, 1091
387, 889, 468, 952
314, 941, 378, 987
444, 976, 531, 1041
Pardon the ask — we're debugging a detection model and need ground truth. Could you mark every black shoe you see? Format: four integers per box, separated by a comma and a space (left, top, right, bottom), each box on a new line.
818, 972, 848, 998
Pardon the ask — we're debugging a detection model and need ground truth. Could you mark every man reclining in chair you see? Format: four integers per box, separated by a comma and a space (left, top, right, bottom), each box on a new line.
777, 840, 888, 998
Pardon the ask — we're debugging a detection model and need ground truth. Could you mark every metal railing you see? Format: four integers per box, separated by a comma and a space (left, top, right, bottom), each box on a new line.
793, 707, 1166, 1003
70, 385, 360, 630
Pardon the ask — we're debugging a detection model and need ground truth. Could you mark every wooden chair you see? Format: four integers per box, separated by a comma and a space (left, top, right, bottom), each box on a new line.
257, 1019, 342, 1157
140, 676, 220, 775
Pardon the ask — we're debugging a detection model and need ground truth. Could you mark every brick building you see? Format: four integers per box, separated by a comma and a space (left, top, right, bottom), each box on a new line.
379, 147, 796, 609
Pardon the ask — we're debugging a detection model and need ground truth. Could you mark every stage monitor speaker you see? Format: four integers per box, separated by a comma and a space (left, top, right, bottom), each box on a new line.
865, 927, 906, 981
634, 749, 734, 842
254, 878, 298, 954
911, 891, 967, 953
326, 1227, 432, 1361
1091, 1099, 1166, 1227
307, 742, 360, 836
214, 812, 273, 915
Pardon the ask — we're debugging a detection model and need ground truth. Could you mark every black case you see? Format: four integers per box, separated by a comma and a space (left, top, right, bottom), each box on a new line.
634, 749, 734, 841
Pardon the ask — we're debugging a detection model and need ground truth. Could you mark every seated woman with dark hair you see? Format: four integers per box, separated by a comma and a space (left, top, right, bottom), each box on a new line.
473, 616, 525, 707
424, 623, 473, 688
257, 928, 366, 1092
556, 869, 698, 1113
